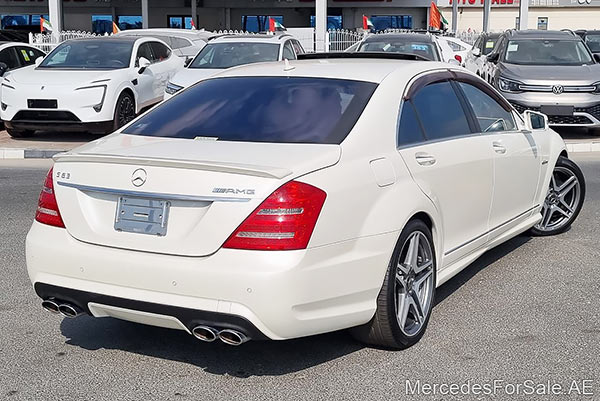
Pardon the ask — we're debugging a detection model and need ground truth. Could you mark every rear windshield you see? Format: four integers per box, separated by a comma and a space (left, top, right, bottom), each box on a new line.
189, 43, 280, 69
358, 39, 440, 61
123, 77, 377, 144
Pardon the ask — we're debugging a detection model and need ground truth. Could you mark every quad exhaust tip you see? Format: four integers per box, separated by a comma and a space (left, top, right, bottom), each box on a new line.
218, 329, 249, 346
42, 299, 83, 318
41, 299, 60, 314
192, 325, 219, 342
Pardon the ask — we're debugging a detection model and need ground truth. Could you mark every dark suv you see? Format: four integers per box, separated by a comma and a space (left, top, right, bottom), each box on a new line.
576, 30, 600, 56
486, 29, 600, 127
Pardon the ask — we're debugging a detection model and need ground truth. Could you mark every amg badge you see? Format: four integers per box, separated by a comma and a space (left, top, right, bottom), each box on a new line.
212, 188, 255, 195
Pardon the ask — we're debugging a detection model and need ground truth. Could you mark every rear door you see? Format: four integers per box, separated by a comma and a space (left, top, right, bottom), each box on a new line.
397, 75, 494, 267
148, 41, 174, 101
455, 81, 540, 237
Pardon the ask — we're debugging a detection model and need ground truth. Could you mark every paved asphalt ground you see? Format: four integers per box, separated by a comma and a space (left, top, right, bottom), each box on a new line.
1, 155, 599, 401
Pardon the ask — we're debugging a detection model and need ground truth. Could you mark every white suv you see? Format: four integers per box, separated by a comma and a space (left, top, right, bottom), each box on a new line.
164, 34, 305, 99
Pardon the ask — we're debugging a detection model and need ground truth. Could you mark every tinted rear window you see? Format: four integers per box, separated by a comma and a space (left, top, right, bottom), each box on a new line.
123, 77, 377, 144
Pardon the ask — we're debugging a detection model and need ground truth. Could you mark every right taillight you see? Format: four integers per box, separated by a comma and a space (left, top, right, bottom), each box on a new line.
35, 167, 65, 228
223, 181, 326, 251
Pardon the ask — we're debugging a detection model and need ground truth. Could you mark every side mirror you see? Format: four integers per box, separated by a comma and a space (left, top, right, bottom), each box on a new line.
472, 47, 481, 57
487, 53, 500, 63
34, 56, 43, 67
0, 62, 8, 77
184, 57, 193, 67
524, 110, 548, 131
137, 57, 151, 74
594, 54, 600, 63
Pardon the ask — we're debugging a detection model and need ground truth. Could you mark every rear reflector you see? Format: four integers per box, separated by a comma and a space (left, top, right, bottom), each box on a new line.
223, 181, 326, 250
35, 167, 65, 228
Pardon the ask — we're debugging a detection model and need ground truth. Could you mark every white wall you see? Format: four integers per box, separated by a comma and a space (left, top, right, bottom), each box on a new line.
441, 7, 600, 32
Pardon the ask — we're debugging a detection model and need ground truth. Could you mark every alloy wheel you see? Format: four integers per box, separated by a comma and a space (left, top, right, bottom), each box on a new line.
117, 96, 135, 127
535, 166, 581, 233
395, 231, 435, 337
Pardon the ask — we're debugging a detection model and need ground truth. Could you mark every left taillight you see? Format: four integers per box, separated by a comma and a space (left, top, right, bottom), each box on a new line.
35, 167, 65, 228
454, 54, 462, 64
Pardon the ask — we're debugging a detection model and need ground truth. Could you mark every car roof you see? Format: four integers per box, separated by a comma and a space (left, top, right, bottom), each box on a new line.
507, 30, 580, 41
68, 36, 140, 44
363, 33, 435, 43
118, 28, 212, 40
212, 58, 449, 83
209, 34, 290, 43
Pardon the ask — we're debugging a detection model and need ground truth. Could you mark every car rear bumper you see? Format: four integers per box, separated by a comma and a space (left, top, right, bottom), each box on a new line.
26, 221, 396, 340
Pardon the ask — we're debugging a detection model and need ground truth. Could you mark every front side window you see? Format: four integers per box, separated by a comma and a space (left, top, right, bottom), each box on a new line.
16, 46, 44, 66
412, 81, 471, 141
40, 40, 133, 69
189, 43, 280, 69
483, 38, 497, 55
584, 34, 600, 53
358, 38, 440, 61
136, 43, 153, 65
504, 39, 593, 66
123, 77, 377, 144
458, 82, 516, 132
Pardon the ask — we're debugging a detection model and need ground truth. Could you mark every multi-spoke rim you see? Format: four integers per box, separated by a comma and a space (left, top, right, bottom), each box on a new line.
394, 231, 434, 337
117, 96, 135, 127
535, 166, 580, 232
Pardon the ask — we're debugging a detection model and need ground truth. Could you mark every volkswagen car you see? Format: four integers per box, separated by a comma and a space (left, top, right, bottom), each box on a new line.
27, 54, 585, 349
1, 36, 183, 138
486, 30, 600, 128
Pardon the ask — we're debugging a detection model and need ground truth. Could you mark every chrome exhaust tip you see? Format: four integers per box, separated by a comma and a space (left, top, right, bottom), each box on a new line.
218, 329, 249, 346
58, 304, 82, 318
192, 325, 219, 342
41, 299, 60, 314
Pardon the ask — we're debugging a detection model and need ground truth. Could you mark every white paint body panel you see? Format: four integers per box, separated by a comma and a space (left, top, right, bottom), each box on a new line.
26, 59, 567, 340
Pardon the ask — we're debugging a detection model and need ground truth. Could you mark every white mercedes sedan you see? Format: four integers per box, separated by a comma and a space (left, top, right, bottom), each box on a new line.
1, 36, 183, 138
27, 54, 585, 349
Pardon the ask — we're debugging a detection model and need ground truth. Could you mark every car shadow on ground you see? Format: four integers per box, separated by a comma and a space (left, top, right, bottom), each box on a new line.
59, 234, 532, 377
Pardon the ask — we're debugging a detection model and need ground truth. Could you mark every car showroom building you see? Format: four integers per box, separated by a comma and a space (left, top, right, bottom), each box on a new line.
0, 0, 433, 33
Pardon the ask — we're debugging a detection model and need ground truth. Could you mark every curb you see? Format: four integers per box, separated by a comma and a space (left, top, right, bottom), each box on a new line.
0, 148, 66, 159
1, 141, 599, 160
565, 142, 600, 153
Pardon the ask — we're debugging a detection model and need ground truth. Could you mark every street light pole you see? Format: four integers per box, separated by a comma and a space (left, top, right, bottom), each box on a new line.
519, 0, 529, 30
483, 0, 491, 32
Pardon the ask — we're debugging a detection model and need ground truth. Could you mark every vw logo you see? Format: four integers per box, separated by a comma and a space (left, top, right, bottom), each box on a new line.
578, 0, 592, 4
552, 85, 564, 95
131, 168, 147, 187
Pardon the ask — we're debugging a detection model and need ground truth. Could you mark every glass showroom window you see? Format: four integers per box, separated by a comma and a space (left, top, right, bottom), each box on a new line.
118, 16, 142, 30
241, 16, 283, 32
168, 16, 194, 29
371, 16, 413, 31
92, 15, 113, 34
310, 16, 343, 30
1, 14, 48, 30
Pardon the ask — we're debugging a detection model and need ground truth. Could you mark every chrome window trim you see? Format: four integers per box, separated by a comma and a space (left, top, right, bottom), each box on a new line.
57, 181, 251, 203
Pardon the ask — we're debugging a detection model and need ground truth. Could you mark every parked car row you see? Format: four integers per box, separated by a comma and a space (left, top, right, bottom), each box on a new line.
464, 29, 600, 130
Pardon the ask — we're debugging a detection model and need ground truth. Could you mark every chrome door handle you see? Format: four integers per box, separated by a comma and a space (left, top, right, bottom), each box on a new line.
415, 152, 436, 166
492, 141, 507, 154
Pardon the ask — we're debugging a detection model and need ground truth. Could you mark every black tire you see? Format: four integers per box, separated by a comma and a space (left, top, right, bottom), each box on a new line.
530, 156, 585, 236
6, 128, 34, 138
112, 91, 136, 133
350, 219, 436, 349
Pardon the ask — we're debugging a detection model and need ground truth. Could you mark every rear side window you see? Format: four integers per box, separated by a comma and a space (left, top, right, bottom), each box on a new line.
123, 77, 377, 144
412, 81, 471, 141
458, 82, 516, 132
397, 101, 425, 147
149, 42, 171, 62
172, 37, 192, 49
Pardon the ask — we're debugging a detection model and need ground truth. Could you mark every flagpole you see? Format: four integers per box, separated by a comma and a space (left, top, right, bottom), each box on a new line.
452, 0, 458, 33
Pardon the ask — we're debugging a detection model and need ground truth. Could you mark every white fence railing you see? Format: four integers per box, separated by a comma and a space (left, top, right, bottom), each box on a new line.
29, 30, 108, 52
327, 29, 366, 52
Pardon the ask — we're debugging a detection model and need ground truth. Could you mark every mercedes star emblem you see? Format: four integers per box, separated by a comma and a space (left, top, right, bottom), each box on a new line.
131, 168, 147, 187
